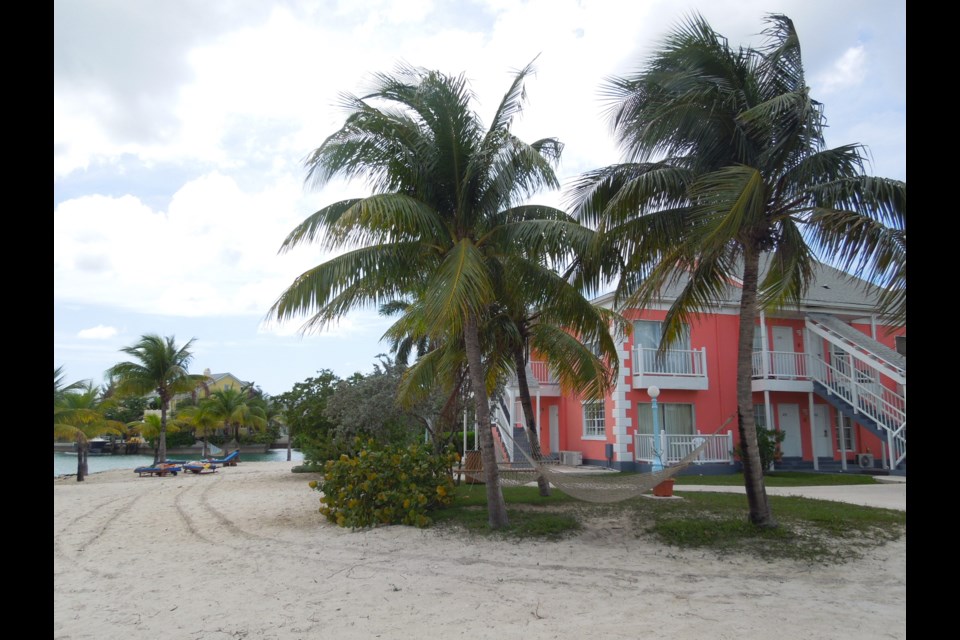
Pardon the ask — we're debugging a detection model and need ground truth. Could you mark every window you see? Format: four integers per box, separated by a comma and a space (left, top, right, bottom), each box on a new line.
637, 402, 695, 435
754, 404, 768, 429
633, 320, 691, 373
836, 415, 855, 451
582, 401, 606, 438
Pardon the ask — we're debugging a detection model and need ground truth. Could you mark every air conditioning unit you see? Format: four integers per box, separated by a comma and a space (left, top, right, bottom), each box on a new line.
559, 451, 582, 466
856, 453, 874, 469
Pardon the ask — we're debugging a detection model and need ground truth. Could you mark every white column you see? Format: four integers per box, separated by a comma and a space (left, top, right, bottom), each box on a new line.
759, 310, 769, 376
611, 337, 633, 463
807, 392, 818, 471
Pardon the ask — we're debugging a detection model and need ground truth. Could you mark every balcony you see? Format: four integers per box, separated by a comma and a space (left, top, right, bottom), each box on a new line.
750, 351, 813, 392
632, 346, 709, 391
634, 431, 734, 465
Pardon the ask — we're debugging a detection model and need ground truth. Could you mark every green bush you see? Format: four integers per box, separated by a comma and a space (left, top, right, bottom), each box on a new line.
313, 439, 459, 528
165, 430, 198, 448
734, 423, 787, 471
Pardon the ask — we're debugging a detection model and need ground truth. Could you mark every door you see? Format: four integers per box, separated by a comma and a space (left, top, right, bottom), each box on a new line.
812, 405, 832, 459
549, 405, 559, 455
772, 326, 796, 377
778, 404, 802, 457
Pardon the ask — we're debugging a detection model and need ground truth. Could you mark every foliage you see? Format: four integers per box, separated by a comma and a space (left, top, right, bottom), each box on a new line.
276, 370, 341, 464
102, 395, 148, 425
163, 429, 198, 448
314, 439, 459, 529
106, 334, 203, 462
733, 425, 787, 471
324, 356, 428, 446
269, 60, 584, 529
54, 383, 124, 481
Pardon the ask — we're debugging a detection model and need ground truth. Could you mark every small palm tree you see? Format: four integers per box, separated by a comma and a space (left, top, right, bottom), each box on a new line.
205, 387, 267, 460
127, 414, 181, 464
107, 335, 205, 463
54, 384, 124, 481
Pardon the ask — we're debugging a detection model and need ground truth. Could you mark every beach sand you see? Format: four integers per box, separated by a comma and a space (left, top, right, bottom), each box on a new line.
54, 462, 906, 640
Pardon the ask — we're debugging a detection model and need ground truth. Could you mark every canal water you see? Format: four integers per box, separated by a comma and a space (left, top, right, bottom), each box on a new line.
54, 449, 304, 477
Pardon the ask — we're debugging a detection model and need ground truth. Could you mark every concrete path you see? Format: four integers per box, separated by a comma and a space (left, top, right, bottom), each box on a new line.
676, 476, 906, 511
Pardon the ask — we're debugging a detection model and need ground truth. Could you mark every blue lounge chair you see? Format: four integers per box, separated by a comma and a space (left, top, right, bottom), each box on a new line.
183, 461, 219, 474
134, 463, 182, 477
201, 450, 240, 466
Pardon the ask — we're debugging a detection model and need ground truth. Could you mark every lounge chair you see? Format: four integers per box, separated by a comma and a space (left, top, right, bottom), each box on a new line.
134, 463, 182, 477
183, 461, 219, 474
201, 450, 240, 466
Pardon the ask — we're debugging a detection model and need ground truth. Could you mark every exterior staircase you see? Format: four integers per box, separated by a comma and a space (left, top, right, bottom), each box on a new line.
805, 314, 906, 470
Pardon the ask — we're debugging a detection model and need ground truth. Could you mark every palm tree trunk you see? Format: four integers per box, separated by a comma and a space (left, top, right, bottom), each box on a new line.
737, 243, 776, 527
158, 402, 168, 463
464, 314, 509, 528
512, 348, 550, 496
76, 439, 86, 482
286, 426, 292, 462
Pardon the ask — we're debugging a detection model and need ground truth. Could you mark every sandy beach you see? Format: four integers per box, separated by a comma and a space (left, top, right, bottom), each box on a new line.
54, 462, 906, 640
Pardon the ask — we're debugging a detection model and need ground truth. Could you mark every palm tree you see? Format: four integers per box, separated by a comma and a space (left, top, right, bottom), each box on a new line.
127, 414, 182, 463
54, 384, 124, 481
107, 335, 204, 464
173, 402, 219, 459
205, 387, 267, 460
568, 14, 905, 527
268, 61, 588, 528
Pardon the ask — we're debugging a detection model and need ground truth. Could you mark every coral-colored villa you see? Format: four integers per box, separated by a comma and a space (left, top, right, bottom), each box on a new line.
496, 260, 906, 475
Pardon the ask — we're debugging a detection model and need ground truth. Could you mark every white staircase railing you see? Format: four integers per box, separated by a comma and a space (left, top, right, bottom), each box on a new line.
634, 431, 734, 465
804, 315, 906, 468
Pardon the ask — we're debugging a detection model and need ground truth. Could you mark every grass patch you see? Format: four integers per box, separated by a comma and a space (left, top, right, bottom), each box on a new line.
674, 471, 881, 486
432, 481, 905, 564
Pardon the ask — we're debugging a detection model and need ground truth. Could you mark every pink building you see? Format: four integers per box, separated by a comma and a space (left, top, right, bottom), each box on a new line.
496, 261, 906, 475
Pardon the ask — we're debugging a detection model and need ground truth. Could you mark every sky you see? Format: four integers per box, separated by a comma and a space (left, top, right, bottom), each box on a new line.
54, 0, 906, 397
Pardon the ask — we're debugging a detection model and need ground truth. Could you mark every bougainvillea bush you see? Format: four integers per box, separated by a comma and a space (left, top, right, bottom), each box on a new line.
312, 439, 459, 528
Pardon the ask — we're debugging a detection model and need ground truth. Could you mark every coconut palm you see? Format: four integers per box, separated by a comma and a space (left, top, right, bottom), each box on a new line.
569, 14, 905, 526
174, 402, 219, 459
107, 335, 205, 464
268, 61, 589, 528
127, 414, 182, 464
205, 387, 268, 460
54, 384, 124, 481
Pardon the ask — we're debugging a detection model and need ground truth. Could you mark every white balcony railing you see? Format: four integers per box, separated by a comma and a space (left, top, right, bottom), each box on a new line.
633, 347, 707, 377
751, 350, 809, 379
634, 431, 735, 465
528, 360, 558, 385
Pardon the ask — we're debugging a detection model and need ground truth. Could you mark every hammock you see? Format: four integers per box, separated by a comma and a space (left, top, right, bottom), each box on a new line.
464, 415, 735, 503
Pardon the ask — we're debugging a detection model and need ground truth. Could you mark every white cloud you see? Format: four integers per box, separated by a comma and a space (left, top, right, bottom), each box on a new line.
814, 44, 867, 95
77, 325, 119, 340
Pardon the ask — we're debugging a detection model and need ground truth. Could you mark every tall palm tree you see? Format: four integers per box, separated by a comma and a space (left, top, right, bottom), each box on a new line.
107, 335, 204, 464
269, 61, 588, 528
569, 14, 905, 527
205, 387, 268, 460
54, 384, 124, 481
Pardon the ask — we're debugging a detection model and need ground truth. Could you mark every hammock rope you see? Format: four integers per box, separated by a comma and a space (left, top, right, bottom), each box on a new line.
463, 414, 736, 503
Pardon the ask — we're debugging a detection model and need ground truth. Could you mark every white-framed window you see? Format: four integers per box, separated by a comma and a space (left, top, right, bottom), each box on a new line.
636, 402, 695, 435
754, 404, 768, 430
582, 400, 606, 438
836, 415, 855, 451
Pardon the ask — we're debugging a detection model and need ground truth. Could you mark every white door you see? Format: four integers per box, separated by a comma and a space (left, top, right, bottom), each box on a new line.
812, 405, 832, 458
549, 405, 559, 455
778, 404, 802, 457
772, 326, 796, 377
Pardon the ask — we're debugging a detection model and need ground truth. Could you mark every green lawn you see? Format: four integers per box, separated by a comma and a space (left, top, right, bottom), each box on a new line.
431, 479, 905, 564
